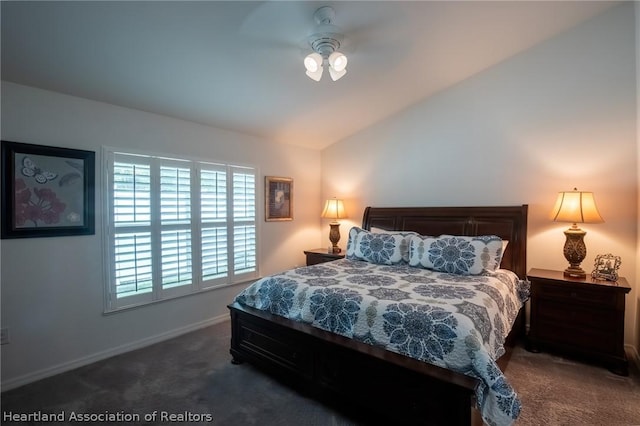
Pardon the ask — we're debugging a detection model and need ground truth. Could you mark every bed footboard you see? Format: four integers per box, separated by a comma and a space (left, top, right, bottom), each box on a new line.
229, 302, 482, 426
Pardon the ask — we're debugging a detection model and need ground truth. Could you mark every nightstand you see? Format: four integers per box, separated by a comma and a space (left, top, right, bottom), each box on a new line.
527, 268, 631, 375
304, 248, 345, 266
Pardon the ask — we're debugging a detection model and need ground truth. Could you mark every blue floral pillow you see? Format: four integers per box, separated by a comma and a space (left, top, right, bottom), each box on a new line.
346, 227, 366, 259
409, 234, 504, 275
346, 227, 417, 265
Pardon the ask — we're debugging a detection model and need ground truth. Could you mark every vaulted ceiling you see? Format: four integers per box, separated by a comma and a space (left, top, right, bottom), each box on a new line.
1, 1, 618, 149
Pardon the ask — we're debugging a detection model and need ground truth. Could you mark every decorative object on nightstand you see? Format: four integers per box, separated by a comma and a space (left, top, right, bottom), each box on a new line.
550, 188, 604, 278
591, 253, 622, 281
321, 198, 347, 253
527, 268, 631, 375
304, 248, 345, 266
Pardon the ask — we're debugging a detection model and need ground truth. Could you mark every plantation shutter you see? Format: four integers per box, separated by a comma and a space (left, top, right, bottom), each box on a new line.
159, 160, 193, 298
231, 168, 256, 277
200, 165, 228, 286
111, 154, 154, 305
105, 149, 258, 312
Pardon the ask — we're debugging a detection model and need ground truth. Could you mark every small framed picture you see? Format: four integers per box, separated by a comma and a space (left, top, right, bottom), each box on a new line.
265, 176, 293, 221
591, 253, 621, 282
1, 140, 95, 239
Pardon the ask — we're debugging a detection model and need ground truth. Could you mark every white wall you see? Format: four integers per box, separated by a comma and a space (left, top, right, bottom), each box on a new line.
324, 4, 639, 352
0, 82, 323, 389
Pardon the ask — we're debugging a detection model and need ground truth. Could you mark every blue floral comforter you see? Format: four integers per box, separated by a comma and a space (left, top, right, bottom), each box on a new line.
234, 259, 530, 426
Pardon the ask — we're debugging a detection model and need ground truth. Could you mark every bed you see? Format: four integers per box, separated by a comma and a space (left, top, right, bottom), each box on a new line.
228, 205, 529, 426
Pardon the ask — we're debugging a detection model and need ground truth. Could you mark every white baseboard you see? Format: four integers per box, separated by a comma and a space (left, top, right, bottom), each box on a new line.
1, 314, 229, 392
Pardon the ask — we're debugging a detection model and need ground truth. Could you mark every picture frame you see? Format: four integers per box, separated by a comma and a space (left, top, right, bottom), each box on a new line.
591, 253, 622, 282
265, 176, 293, 221
1, 140, 95, 239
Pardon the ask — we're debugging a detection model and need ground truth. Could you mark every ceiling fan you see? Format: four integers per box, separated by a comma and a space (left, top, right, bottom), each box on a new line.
238, 2, 407, 82
303, 6, 348, 82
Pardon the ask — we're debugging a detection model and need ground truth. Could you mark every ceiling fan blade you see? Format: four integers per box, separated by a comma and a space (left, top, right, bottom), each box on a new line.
238, 1, 317, 52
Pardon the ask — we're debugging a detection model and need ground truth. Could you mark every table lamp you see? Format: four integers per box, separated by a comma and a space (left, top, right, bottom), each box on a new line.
321, 198, 347, 253
550, 188, 604, 278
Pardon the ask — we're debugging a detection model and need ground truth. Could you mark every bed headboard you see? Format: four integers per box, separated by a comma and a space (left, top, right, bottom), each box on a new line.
361, 205, 528, 279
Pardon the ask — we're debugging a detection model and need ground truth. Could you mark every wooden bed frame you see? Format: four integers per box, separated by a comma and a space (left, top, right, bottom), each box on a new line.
229, 205, 528, 425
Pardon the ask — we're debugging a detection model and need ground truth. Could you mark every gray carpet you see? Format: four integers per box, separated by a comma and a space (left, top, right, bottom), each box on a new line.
506, 345, 640, 425
2, 321, 639, 425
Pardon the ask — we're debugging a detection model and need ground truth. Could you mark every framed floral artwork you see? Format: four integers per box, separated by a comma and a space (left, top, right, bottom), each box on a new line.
1, 140, 95, 238
265, 176, 293, 221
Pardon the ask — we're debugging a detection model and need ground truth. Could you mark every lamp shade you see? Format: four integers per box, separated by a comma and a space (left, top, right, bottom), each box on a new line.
328, 66, 347, 81
550, 189, 604, 224
304, 53, 322, 72
304, 53, 323, 82
306, 67, 323, 82
321, 198, 347, 220
329, 51, 348, 72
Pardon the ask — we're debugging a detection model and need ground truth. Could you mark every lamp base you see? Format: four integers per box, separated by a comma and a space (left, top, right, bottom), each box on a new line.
563, 266, 586, 279
328, 222, 341, 254
562, 225, 587, 279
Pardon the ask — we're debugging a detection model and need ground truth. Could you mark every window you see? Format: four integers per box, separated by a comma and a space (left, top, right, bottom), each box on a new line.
104, 149, 257, 311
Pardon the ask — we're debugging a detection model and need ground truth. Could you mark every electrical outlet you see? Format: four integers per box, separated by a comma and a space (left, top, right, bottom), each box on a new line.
1, 328, 9, 345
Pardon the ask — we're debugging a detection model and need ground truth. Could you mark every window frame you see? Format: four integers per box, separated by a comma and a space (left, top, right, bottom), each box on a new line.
102, 147, 259, 313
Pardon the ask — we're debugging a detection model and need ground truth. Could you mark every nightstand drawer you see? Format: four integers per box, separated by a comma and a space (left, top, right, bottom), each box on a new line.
534, 282, 617, 308
536, 299, 616, 330
535, 320, 617, 354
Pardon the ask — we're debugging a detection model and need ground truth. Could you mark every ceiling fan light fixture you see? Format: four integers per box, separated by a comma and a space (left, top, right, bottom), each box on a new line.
303, 6, 348, 82
328, 66, 347, 81
306, 67, 323, 82
328, 51, 347, 72
304, 52, 323, 73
